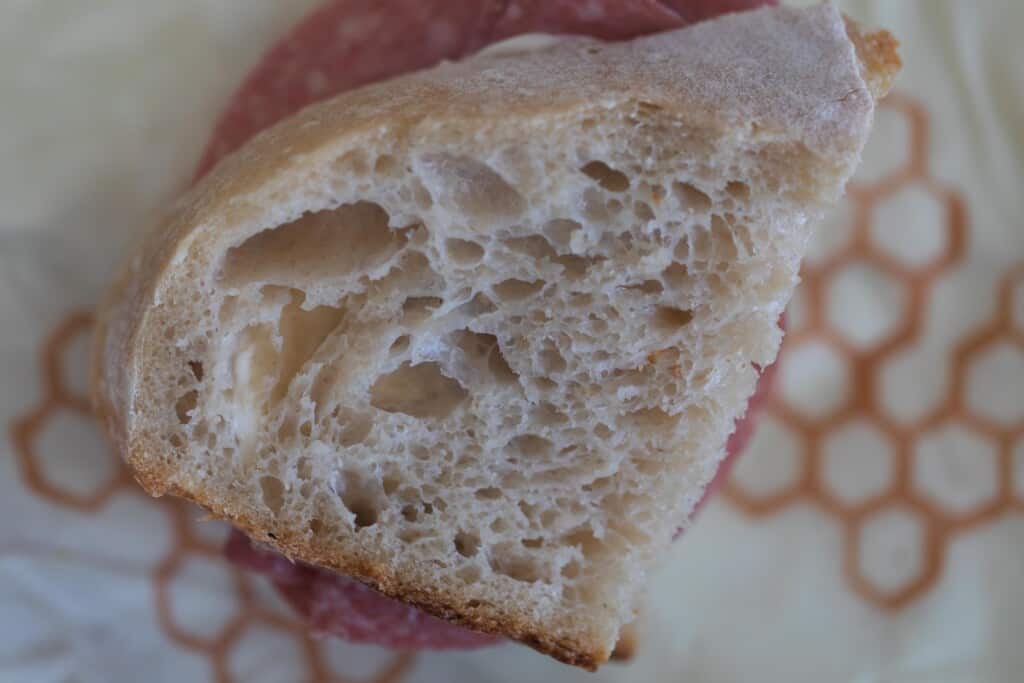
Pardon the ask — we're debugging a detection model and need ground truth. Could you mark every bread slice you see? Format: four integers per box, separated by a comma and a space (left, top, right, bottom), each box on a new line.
92, 4, 898, 669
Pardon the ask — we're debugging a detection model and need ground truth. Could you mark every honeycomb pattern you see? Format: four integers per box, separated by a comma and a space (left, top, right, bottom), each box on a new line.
723, 92, 1024, 609
10, 312, 136, 511
9, 313, 416, 683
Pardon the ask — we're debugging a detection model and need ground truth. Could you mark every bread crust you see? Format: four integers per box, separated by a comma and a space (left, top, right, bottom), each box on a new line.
844, 16, 901, 101
92, 5, 898, 669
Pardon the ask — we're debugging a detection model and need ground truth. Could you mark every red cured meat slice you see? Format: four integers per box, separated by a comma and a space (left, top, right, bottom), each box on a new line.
204, 0, 776, 651
225, 530, 501, 648
195, 0, 775, 179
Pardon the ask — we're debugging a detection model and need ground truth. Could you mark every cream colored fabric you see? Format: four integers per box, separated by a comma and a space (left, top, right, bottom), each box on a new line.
2, 1, 1023, 681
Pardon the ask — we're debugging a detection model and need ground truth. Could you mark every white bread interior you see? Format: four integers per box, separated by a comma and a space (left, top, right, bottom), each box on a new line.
92, 4, 898, 669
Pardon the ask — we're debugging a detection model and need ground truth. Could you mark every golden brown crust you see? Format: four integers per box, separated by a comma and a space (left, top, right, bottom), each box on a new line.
610, 622, 638, 662
845, 16, 902, 101
138, 447, 604, 669
92, 5, 899, 671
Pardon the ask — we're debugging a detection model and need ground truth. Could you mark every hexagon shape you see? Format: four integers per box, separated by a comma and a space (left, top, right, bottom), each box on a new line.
878, 344, 949, 426
228, 625, 309, 683
856, 506, 927, 597
729, 416, 804, 500
872, 183, 951, 269
965, 341, 1024, 428
913, 423, 999, 517
806, 195, 855, 267
186, 503, 233, 551
70, 492, 174, 570
28, 406, 121, 508
821, 420, 895, 507
777, 340, 850, 421
165, 554, 243, 644
826, 261, 909, 349
856, 103, 913, 187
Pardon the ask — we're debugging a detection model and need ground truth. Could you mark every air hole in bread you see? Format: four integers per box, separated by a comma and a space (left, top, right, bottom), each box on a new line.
454, 531, 480, 557
560, 560, 581, 579
473, 485, 501, 501
370, 362, 467, 419
522, 537, 544, 549
221, 202, 405, 286
334, 150, 368, 175
563, 526, 605, 560
541, 219, 580, 249
518, 500, 538, 521
175, 391, 198, 425
662, 262, 691, 290
539, 346, 567, 374
419, 153, 523, 222
401, 505, 419, 522
624, 407, 680, 432
633, 201, 655, 222
452, 330, 518, 385
445, 238, 485, 264
492, 278, 544, 301
530, 403, 568, 427
732, 220, 755, 255
398, 528, 427, 544
188, 361, 205, 381
389, 335, 411, 355
726, 180, 750, 199
337, 468, 384, 529
503, 235, 558, 262
580, 161, 630, 192
555, 254, 598, 280
653, 306, 694, 331
260, 475, 285, 514
540, 509, 559, 530
534, 377, 558, 392
489, 542, 544, 583
374, 154, 397, 175
337, 413, 372, 446
673, 181, 711, 212
274, 296, 346, 402
507, 435, 553, 460
410, 178, 433, 210
710, 215, 739, 261
454, 292, 497, 318
624, 280, 663, 294
501, 471, 527, 490
400, 296, 443, 325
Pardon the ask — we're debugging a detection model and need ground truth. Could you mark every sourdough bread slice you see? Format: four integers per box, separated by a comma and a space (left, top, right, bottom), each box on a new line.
92, 4, 898, 669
